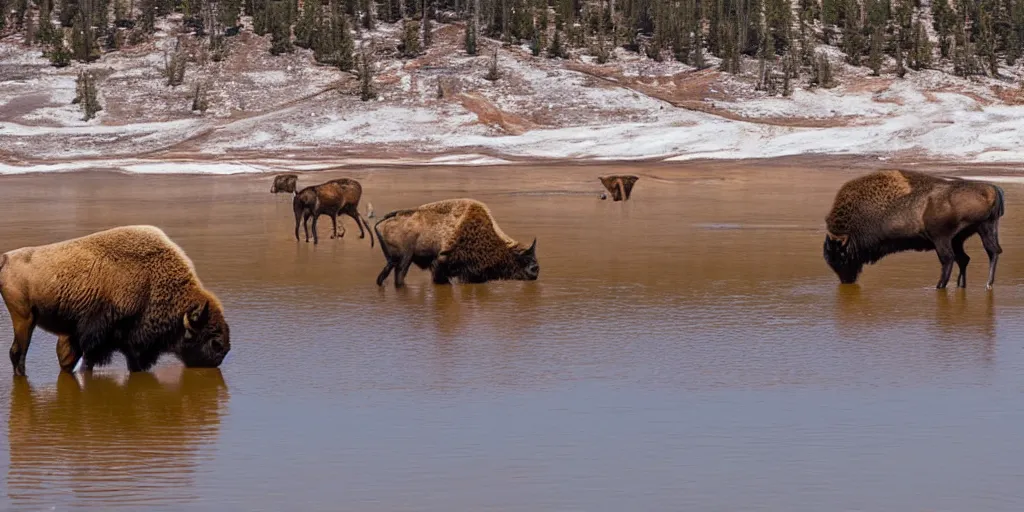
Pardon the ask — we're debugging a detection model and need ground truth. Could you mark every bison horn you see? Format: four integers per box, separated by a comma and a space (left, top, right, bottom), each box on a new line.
527, 238, 537, 253
826, 231, 849, 245
184, 300, 211, 333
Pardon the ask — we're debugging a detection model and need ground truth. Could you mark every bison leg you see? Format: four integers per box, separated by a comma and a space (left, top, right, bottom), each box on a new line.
376, 262, 394, 286
56, 335, 82, 373
346, 209, 365, 239
311, 214, 321, 245
431, 263, 451, 285
934, 239, 956, 289
302, 213, 312, 242
330, 213, 340, 239
395, 254, 414, 288
8, 311, 35, 377
978, 220, 1003, 290
952, 237, 970, 288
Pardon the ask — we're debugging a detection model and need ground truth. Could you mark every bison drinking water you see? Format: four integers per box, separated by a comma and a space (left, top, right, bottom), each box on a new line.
293, 178, 374, 246
599, 175, 639, 201
270, 174, 298, 194
824, 169, 1005, 289
0, 225, 231, 376
374, 198, 539, 287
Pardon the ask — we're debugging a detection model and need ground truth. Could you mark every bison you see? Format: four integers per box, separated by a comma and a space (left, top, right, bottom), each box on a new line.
293, 178, 374, 246
270, 174, 298, 194
824, 169, 1005, 289
599, 175, 639, 201
374, 198, 539, 287
0, 225, 231, 376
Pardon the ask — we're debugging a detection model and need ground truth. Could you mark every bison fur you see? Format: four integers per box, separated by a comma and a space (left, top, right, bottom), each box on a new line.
0, 225, 231, 376
374, 198, 539, 287
270, 174, 298, 194
599, 175, 639, 201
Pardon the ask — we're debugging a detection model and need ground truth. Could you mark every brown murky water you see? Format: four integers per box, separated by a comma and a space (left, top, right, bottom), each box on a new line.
1, 160, 1024, 511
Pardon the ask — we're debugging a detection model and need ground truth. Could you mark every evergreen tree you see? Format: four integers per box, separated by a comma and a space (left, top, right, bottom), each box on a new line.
547, 27, 563, 57
74, 70, 102, 120
295, 0, 318, 48
269, 0, 294, 54
400, 18, 421, 56
868, 26, 883, 76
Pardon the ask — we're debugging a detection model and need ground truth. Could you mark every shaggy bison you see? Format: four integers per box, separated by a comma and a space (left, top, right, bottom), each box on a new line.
824, 169, 1005, 289
293, 178, 374, 246
374, 198, 539, 287
270, 174, 298, 194
0, 225, 231, 376
599, 175, 639, 201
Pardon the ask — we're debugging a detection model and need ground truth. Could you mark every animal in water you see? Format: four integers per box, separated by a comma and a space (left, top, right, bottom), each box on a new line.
0, 225, 231, 376
374, 198, 539, 288
599, 175, 639, 201
293, 178, 374, 246
824, 169, 1005, 289
270, 174, 298, 194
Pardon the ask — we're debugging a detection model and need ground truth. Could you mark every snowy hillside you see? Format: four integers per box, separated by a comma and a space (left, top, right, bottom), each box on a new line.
2, 15, 1024, 174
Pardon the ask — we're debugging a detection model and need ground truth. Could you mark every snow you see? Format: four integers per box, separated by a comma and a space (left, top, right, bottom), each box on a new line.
4, 19, 1024, 174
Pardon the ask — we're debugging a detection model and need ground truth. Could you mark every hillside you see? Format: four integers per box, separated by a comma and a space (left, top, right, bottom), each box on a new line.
2, 7, 1024, 173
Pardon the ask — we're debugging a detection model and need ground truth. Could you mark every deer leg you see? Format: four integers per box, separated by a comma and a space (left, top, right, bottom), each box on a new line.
934, 239, 956, 289
978, 219, 1003, 290
56, 335, 82, 373
952, 236, 970, 288
330, 213, 339, 239
8, 310, 35, 377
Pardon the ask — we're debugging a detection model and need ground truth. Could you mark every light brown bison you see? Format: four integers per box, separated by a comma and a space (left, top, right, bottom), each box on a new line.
599, 175, 639, 201
0, 225, 230, 376
270, 174, 298, 194
374, 198, 539, 287
824, 169, 1005, 289
293, 178, 374, 246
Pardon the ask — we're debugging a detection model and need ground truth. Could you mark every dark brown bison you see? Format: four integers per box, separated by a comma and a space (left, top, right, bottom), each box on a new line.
374, 198, 539, 287
599, 175, 639, 201
824, 169, 1005, 289
270, 174, 298, 194
293, 178, 374, 246
0, 225, 231, 376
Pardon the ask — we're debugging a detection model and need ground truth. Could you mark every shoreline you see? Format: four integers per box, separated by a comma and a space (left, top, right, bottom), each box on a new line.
2, 152, 1024, 178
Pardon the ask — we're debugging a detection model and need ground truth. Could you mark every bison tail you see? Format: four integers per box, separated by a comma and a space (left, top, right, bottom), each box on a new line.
360, 213, 375, 248
994, 184, 1006, 218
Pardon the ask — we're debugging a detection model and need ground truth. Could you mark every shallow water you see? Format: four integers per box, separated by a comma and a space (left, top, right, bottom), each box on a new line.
1, 162, 1023, 511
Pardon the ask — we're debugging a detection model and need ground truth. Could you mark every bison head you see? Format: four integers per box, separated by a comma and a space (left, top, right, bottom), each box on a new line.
512, 239, 539, 281
823, 231, 862, 284
178, 300, 230, 368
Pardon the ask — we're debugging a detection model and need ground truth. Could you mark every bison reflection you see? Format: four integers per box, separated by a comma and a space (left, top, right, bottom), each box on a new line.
7, 368, 229, 508
824, 169, 1005, 289
599, 175, 639, 201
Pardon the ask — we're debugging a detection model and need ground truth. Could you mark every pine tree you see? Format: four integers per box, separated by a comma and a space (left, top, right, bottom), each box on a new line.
269, 0, 294, 55
910, 19, 932, 70
47, 29, 72, 66
400, 18, 421, 56
74, 70, 102, 121
868, 26, 883, 75
221, 0, 243, 28
295, 0, 318, 48
422, 0, 433, 47
485, 47, 500, 80
895, 33, 906, 77
465, 17, 478, 55
358, 43, 376, 101
547, 28, 563, 57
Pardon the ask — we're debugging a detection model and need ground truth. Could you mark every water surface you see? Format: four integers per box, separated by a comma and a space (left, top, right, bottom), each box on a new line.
0, 161, 1022, 511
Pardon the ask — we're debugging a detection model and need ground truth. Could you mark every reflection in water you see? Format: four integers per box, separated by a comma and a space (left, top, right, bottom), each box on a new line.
833, 284, 996, 367
7, 368, 229, 509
